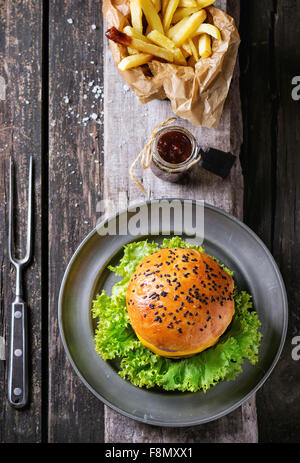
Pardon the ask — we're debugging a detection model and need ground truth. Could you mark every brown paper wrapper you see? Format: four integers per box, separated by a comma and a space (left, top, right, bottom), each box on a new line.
103, 0, 240, 128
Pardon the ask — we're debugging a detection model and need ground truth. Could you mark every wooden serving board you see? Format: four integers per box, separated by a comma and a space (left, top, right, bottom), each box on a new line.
103, 0, 258, 443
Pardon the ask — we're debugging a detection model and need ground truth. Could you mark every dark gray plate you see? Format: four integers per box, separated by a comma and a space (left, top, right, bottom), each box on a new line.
58, 200, 288, 427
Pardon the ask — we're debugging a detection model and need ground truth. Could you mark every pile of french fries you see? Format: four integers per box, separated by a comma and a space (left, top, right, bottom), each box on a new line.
117, 0, 222, 71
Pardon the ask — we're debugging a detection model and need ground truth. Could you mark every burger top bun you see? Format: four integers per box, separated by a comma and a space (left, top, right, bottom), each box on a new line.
126, 248, 235, 358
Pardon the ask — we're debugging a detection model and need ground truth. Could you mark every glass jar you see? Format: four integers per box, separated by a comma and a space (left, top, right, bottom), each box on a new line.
151, 126, 201, 183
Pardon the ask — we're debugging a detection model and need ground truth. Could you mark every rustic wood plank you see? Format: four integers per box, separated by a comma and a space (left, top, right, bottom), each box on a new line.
103, 0, 258, 443
0, 0, 43, 443
240, 0, 275, 250
246, 0, 300, 443
48, 0, 105, 443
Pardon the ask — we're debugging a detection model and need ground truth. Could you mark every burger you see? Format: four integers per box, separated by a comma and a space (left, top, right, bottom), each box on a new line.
93, 237, 261, 393
126, 248, 235, 358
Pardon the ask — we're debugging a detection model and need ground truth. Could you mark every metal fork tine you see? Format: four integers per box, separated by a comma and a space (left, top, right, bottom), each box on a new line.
8, 157, 14, 265
8, 156, 33, 266
24, 156, 33, 264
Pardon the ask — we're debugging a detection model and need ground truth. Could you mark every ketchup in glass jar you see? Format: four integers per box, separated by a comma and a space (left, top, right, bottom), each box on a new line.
156, 131, 193, 165
151, 126, 199, 183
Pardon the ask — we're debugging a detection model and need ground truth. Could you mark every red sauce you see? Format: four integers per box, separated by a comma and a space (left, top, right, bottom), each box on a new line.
157, 131, 192, 165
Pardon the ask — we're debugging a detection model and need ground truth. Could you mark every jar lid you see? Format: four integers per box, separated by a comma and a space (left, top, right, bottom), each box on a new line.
199, 148, 236, 179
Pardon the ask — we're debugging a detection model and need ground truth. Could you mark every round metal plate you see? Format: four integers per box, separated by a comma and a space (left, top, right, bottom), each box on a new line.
58, 201, 288, 427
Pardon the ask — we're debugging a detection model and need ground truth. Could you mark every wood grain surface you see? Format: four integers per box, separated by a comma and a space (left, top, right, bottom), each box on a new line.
0, 0, 43, 443
0, 0, 299, 443
240, 0, 300, 443
48, 0, 105, 443
102, 0, 260, 443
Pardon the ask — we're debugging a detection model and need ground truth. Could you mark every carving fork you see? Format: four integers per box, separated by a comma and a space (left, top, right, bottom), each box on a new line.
8, 156, 33, 408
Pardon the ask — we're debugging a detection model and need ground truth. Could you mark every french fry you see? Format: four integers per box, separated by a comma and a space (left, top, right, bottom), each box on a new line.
147, 28, 178, 50
167, 16, 189, 40
172, 49, 187, 65
197, 0, 216, 8
162, 0, 169, 15
180, 47, 190, 58
193, 22, 221, 40
130, 36, 174, 61
198, 32, 211, 57
152, 0, 161, 12
181, 41, 192, 55
172, 7, 199, 24
178, 0, 197, 7
127, 47, 139, 55
106, 27, 174, 61
167, 9, 207, 46
118, 53, 153, 71
163, 0, 180, 30
130, 0, 143, 34
123, 25, 152, 43
188, 38, 199, 61
140, 0, 164, 34
147, 29, 187, 64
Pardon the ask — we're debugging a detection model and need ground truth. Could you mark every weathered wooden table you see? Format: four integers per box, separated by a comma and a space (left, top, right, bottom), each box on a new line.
0, 0, 299, 443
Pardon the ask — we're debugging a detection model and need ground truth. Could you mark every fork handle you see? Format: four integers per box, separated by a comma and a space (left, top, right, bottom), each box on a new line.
8, 300, 28, 408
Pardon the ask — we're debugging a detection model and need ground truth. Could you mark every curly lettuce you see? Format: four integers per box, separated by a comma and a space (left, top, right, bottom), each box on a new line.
92, 238, 262, 392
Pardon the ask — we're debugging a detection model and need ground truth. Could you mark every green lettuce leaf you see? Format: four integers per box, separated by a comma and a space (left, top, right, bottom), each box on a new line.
92, 238, 262, 392
161, 236, 204, 252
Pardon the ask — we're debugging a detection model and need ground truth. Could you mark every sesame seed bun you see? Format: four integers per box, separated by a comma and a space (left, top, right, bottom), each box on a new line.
126, 248, 235, 358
